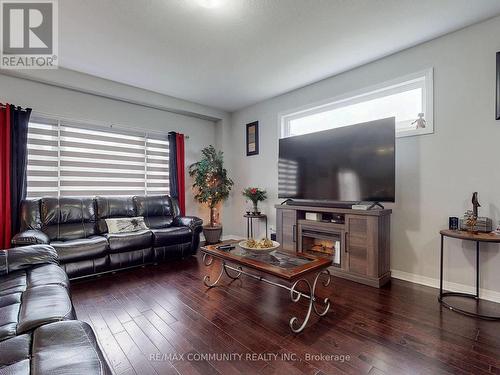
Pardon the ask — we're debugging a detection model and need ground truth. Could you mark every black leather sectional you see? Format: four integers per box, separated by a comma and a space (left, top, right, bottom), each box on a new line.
1, 195, 202, 373
11, 195, 203, 279
0, 245, 112, 374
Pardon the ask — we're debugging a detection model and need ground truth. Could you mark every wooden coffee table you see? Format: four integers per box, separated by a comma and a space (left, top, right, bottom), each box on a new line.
200, 240, 333, 333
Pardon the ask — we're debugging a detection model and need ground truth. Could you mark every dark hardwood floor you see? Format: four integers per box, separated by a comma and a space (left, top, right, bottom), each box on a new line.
71, 254, 500, 375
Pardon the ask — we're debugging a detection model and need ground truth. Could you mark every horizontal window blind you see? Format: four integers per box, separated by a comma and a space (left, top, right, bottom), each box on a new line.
27, 118, 169, 198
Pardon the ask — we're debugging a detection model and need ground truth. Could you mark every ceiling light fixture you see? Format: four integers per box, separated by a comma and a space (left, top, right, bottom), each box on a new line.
195, 0, 225, 9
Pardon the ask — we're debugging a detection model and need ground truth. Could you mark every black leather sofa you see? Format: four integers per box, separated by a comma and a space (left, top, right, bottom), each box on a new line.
0, 245, 111, 374
11, 195, 203, 279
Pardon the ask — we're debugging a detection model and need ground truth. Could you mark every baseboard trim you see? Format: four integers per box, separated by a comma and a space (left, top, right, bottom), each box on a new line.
391, 269, 500, 303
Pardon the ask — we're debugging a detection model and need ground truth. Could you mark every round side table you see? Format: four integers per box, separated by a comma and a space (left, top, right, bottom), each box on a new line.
439, 229, 500, 320
244, 213, 268, 239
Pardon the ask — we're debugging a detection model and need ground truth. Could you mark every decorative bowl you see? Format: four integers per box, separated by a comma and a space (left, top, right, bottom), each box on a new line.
238, 240, 280, 254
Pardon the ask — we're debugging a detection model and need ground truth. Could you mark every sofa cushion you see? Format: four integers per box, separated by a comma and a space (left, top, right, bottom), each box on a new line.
16, 285, 75, 336
0, 264, 69, 297
0, 334, 30, 368
0, 284, 74, 342
104, 229, 153, 253
96, 196, 136, 234
0, 274, 26, 296
0, 321, 112, 374
28, 264, 69, 290
133, 195, 174, 229
0, 292, 22, 307
50, 236, 108, 263
152, 227, 192, 247
32, 321, 111, 375
0, 301, 20, 340
40, 197, 97, 241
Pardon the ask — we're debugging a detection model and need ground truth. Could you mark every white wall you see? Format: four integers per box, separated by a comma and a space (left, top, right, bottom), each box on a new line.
226, 16, 500, 300
0, 70, 225, 223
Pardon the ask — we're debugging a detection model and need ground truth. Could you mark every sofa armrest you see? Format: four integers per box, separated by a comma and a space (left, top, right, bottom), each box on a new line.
172, 216, 203, 232
0, 245, 58, 275
11, 230, 50, 246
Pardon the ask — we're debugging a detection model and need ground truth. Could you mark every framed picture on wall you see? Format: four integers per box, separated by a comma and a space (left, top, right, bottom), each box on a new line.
497, 52, 500, 120
246, 121, 259, 156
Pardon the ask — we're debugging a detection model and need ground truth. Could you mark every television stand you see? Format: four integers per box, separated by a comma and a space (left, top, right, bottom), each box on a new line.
275, 203, 392, 287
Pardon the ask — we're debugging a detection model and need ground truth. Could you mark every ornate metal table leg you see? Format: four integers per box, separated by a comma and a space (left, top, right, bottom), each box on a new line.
289, 269, 331, 333
224, 264, 243, 280
289, 279, 313, 333
312, 269, 331, 316
202, 253, 224, 288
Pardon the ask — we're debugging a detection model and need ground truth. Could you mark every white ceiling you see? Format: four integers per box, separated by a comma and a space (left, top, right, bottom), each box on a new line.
59, 0, 500, 112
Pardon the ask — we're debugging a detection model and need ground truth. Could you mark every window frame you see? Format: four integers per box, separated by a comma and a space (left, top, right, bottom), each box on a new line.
279, 68, 434, 139
26, 114, 170, 198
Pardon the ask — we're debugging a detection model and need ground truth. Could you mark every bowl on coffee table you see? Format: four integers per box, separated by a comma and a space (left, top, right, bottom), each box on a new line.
238, 239, 280, 254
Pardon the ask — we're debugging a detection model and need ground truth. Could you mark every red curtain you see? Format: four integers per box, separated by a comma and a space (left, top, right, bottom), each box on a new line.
0, 104, 11, 249
175, 133, 185, 215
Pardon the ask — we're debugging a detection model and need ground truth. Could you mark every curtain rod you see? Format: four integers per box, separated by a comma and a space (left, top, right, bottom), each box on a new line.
31, 110, 190, 139
0, 103, 31, 111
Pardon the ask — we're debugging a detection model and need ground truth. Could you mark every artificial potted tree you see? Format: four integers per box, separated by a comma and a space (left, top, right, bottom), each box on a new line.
189, 145, 233, 244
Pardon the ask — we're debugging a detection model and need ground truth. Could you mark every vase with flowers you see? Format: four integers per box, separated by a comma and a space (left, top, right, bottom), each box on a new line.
242, 187, 267, 214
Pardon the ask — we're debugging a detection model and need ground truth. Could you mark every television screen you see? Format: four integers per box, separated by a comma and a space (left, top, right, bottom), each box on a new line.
278, 117, 395, 202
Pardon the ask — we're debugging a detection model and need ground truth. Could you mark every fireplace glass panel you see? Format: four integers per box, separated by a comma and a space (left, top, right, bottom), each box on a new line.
302, 230, 341, 267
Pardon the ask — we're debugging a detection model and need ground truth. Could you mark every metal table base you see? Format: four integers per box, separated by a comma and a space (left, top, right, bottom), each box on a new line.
439, 234, 500, 320
202, 253, 332, 333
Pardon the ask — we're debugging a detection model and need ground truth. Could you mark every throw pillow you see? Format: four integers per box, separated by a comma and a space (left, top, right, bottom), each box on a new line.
105, 217, 149, 234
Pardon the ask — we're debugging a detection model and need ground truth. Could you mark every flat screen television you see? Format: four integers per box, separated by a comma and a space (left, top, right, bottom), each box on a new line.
278, 117, 395, 203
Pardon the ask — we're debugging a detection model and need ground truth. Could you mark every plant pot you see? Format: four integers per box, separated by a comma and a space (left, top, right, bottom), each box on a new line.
203, 225, 223, 244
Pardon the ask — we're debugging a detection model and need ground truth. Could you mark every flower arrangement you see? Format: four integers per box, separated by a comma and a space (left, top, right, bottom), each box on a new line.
242, 187, 267, 213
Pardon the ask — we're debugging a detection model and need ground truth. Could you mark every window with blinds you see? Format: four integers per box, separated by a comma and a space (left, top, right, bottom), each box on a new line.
26, 117, 169, 198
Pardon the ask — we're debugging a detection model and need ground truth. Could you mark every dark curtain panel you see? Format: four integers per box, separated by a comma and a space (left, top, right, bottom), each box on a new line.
175, 133, 185, 215
168, 131, 179, 200
0, 104, 11, 248
10, 105, 32, 235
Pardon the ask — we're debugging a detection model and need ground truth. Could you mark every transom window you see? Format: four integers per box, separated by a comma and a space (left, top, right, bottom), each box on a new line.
26, 116, 169, 198
281, 69, 433, 138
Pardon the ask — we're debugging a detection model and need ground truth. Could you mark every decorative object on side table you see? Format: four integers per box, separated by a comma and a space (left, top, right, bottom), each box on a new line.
242, 187, 267, 214
494, 222, 500, 235
459, 192, 492, 233
464, 210, 478, 234
472, 191, 480, 216
448, 217, 459, 230
246, 121, 259, 156
189, 145, 234, 244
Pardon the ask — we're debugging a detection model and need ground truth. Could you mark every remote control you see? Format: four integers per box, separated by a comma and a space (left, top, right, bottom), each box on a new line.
217, 244, 235, 251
